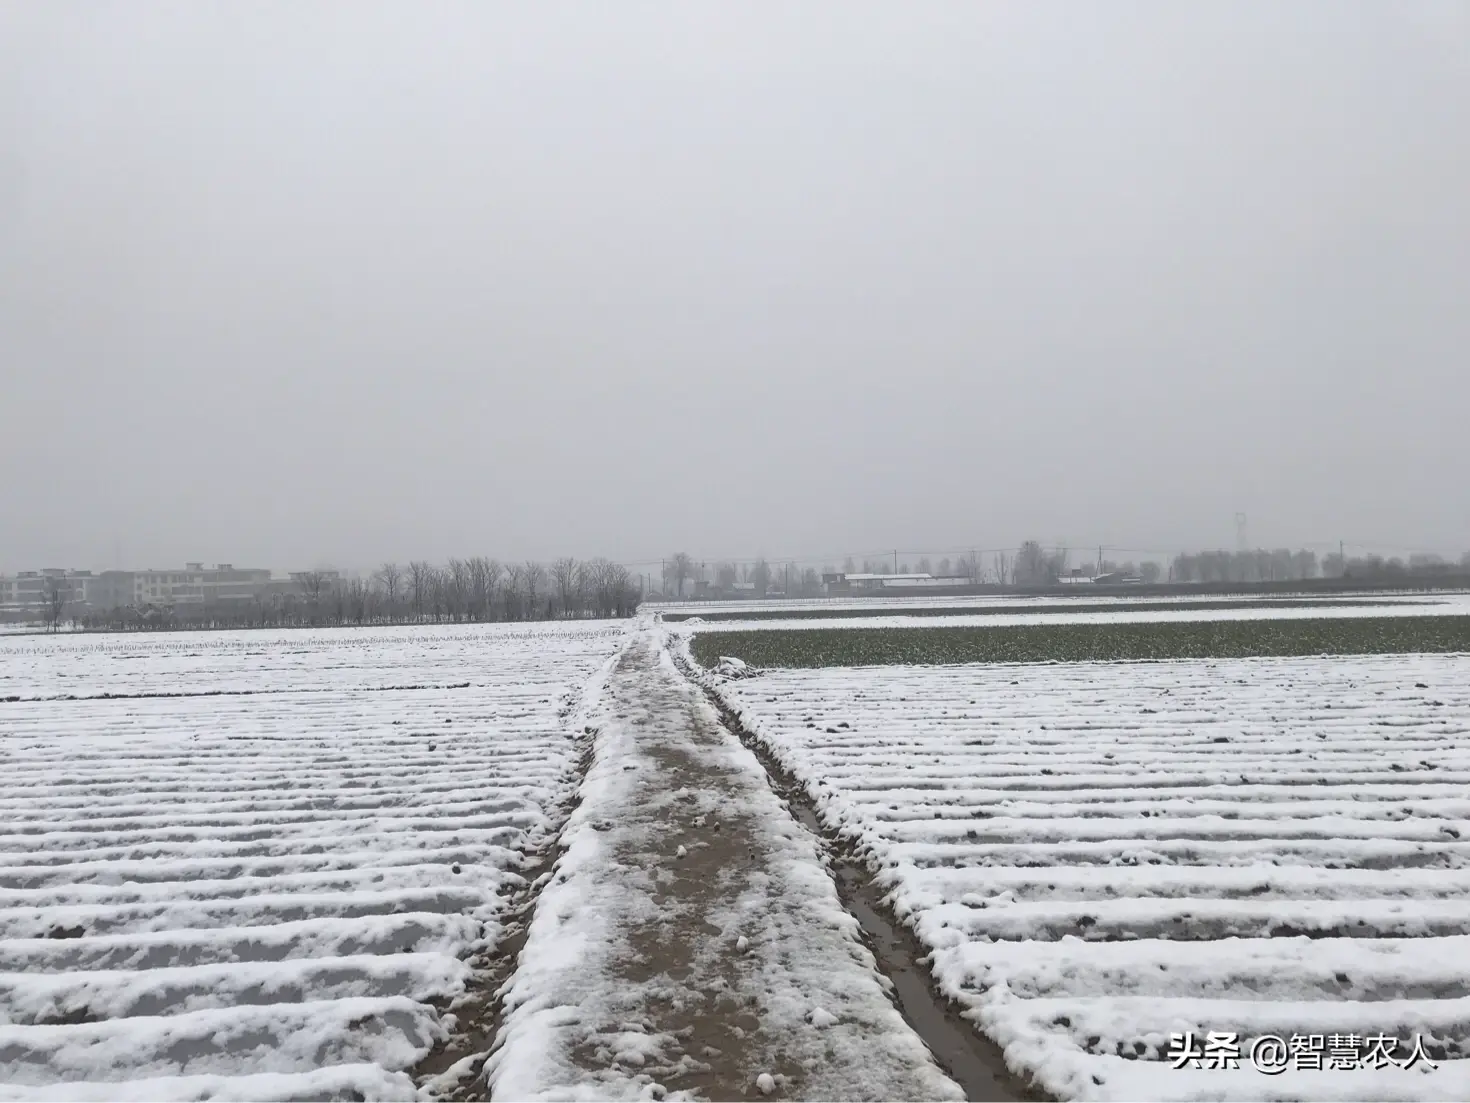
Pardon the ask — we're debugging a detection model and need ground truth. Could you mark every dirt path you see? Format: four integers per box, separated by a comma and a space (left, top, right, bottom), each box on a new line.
485, 628, 964, 1101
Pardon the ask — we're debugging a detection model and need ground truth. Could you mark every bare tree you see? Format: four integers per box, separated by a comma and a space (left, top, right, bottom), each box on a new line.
295, 570, 329, 623
346, 577, 370, 624
524, 561, 546, 617
375, 562, 402, 621
407, 561, 432, 621
41, 576, 68, 632
551, 557, 578, 618
1014, 541, 1059, 586
502, 563, 524, 620
467, 557, 500, 621
585, 558, 615, 617
668, 552, 694, 598
427, 565, 449, 621
750, 558, 771, 595
446, 559, 472, 622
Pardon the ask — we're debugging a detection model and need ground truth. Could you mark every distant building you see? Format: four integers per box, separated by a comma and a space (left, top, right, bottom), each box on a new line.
0, 569, 98, 616
2, 563, 277, 618
822, 572, 970, 594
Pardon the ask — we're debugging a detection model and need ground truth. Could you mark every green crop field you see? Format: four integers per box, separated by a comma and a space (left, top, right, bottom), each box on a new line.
688, 615, 1470, 668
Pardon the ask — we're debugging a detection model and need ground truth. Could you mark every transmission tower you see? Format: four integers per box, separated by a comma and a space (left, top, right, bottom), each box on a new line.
1235, 512, 1248, 552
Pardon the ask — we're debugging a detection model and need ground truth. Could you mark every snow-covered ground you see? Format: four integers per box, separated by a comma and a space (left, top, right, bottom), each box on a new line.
672, 593, 1470, 633
0, 622, 625, 1100
0, 621, 625, 700
694, 647, 1470, 1100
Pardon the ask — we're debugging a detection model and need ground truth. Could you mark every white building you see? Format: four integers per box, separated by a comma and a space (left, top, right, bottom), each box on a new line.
2, 564, 277, 617
0, 569, 100, 618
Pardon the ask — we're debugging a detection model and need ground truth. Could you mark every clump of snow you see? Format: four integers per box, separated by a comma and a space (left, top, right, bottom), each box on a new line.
808, 1006, 838, 1028
755, 1071, 776, 1095
715, 655, 755, 678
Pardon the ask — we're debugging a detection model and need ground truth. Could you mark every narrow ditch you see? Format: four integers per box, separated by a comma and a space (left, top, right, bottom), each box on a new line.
412, 735, 597, 1101
675, 650, 1047, 1103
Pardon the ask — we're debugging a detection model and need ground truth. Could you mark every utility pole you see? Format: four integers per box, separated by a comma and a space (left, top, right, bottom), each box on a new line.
893, 550, 898, 574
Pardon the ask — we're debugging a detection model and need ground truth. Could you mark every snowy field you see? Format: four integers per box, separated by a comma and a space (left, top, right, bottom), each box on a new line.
0, 622, 624, 1100
697, 648, 1470, 1101
672, 593, 1470, 634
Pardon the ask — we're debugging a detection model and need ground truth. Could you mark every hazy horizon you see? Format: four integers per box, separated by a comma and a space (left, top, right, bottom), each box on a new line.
4, 2, 1467, 572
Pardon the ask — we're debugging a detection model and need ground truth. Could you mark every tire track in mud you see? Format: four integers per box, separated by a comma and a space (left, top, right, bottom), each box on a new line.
672, 645, 1043, 1103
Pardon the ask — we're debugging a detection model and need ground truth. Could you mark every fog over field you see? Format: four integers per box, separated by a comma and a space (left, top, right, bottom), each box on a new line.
2, 2, 1467, 568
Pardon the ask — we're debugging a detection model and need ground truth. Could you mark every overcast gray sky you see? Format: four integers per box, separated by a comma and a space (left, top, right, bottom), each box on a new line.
3, 2, 1467, 572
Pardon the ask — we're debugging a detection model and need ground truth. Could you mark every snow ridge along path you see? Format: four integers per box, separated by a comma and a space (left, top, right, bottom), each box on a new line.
488, 626, 963, 1101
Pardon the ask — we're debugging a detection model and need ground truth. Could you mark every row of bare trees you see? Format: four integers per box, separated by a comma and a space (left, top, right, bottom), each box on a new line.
75, 557, 641, 632
389, 557, 638, 623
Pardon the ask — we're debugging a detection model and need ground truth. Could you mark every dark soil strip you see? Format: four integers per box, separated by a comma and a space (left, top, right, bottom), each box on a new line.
663, 597, 1423, 623
677, 655, 1045, 1103
412, 739, 595, 1100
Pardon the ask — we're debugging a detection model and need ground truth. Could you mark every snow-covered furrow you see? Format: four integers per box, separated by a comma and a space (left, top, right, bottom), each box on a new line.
0, 825, 530, 865
892, 837, 1470, 870
0, 914, 483, 973
0, 997, 441, 1085
902, 865, 1470, 902
0, 865, 474, 907
910, 897, 1470, 942
0, 621, 625, 700
0, 812, 540, 854
0, 844, 523, 889
0, 794, 535, 826
0, 887, 493, 938
818, 766, 1470, 788
0, 1063, 419, 1103
863, 795, 1470, 822
0, 780, 565, 814
0, 954, 469, 1024
699, 646, 1470, 1101
841, 781, 1470, 805
0, 622, 624, 1099
949, 936, 1470, 1001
